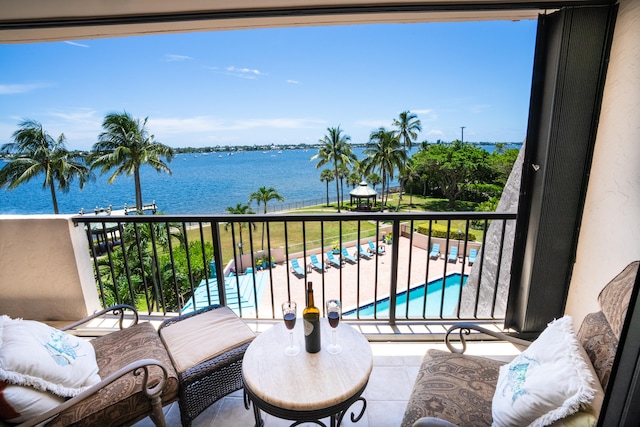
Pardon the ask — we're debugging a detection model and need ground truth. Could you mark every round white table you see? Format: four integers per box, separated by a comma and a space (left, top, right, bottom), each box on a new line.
242, 319, 373, 427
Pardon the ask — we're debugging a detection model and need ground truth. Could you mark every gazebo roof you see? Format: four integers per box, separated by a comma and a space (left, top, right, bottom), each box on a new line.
350, 181, 377, 197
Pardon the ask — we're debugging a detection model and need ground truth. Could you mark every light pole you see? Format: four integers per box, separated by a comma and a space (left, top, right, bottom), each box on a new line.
237, 242, 243, 272
460, 127, 465, 143
457, 229, 462, 260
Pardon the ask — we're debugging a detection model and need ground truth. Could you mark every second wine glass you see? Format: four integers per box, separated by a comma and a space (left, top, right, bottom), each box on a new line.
282, 301, 300, 356
326, 299, 342, 354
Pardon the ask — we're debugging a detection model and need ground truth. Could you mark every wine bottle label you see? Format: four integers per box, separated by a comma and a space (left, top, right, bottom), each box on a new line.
304, 319, 314, 336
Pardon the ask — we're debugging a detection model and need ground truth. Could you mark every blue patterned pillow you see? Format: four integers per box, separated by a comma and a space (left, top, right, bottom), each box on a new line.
492, 316, 603, 427
0, 316, 100, 398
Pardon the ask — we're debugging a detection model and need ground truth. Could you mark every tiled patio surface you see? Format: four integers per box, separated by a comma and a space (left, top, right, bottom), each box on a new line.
133, 341, 519, 427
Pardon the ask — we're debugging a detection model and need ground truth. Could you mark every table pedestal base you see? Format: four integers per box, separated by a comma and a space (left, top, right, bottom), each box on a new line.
243, 384, 368, 427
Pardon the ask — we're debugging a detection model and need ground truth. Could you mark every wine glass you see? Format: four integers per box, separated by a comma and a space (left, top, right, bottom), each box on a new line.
326, 299, 342, 354
282, 301, 300, 356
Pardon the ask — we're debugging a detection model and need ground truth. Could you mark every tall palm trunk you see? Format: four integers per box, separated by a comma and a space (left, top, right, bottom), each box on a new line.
49, 181, 59, 214
261, 205, 267, 250
381, 170, 387, 210
134, 168, 143, 211
334, 161, 341, 213
325, 181, 330, 206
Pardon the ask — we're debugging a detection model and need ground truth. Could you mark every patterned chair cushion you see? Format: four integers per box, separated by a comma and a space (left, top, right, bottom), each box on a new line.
46, 322, 179, 427
597, 261, 638, 340
401, 349, 505, 427
577, 311, 617, 390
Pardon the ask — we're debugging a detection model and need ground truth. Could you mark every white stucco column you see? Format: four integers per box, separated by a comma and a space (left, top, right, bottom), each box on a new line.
566, 0, 640, 324
0, 215, 101, 321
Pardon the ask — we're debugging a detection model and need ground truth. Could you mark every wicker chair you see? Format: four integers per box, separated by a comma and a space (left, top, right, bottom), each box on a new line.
158, 304, 256, 427
6, 304, 255, 427
402, 261, 639, 427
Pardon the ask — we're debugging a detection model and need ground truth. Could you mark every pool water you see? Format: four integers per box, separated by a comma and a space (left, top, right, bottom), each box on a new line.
344, 273, 468, 318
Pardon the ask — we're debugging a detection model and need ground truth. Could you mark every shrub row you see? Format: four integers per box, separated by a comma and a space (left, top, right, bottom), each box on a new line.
416, 223, 477, 242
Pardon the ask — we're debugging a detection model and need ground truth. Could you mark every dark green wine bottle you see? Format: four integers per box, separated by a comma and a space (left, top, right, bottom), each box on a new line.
302, 281, 321, 353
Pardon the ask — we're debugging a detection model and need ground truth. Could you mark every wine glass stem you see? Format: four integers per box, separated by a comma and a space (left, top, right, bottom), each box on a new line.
289, 331, 294, 349
332, 329, 336, 348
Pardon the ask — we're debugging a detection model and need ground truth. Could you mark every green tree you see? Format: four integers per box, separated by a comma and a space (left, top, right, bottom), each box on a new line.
347, 171, 361, 188
0, 119, 92, 214
320, 168, 335, 206
399, 162, 420, 209
393, 111, 422, 208
393, 111, 422, 152
248, 186, 284, 249
412, 141, 490, 209
311, 126, 356, 213
89, 111, 175, 211
367, 173, 381, 190
361, 127, 406, 208
489, 147, 520, 186
224, 203, 256, 257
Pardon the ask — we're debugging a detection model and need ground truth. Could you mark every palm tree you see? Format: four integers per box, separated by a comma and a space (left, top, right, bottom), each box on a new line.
393, 111, 422, 151
347, 172, 361, 188
397, 162, 420, 210
320, 168, 335, 206
224, 203, 256, 257
0, 119, 92, 214
367, 173, 381, 190
311, 126, 356, 213
248, 186, 284, 249
393, 111, 422, 208
361, 127, 406, 209
89, 111, 174, 211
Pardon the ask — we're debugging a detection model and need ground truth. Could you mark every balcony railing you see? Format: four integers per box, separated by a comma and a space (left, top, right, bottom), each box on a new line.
72, 212, 516, 327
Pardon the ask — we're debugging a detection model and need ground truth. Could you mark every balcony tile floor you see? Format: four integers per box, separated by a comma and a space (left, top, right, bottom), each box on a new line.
134, 341, 518, 427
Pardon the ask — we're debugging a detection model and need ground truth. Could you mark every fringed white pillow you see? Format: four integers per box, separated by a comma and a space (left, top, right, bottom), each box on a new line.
0, 315, 100, 398
0, 381, 65, 423
492, 316, 602, 427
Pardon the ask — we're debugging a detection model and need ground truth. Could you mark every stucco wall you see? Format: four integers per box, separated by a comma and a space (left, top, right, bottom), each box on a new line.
565, 0, 640, 324
0, 215, 101, 321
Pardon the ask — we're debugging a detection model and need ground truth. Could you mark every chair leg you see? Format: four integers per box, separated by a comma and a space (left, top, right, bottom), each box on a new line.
149, 396, 167, 427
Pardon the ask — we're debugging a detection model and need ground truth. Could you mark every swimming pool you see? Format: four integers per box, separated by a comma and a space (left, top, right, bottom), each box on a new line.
344, 273, 468, 318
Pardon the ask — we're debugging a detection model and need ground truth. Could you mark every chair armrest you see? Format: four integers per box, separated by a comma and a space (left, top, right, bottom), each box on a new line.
16, 358, 170, 427
445, 322, 531, 354
60, 304, 139, 331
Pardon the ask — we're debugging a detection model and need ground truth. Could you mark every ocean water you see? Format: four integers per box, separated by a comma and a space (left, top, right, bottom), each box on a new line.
0, 144, 520, 215
0, 148, 367, 215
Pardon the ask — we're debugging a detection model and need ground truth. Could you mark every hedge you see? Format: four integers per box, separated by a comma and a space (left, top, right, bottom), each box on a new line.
416, 223, 477, 242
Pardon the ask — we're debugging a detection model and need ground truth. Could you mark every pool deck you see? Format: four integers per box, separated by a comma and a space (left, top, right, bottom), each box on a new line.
239, 236, 469, 319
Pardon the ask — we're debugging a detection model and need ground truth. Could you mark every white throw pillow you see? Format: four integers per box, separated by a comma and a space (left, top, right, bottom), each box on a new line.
0, 315, 101, 398
0, 381, 65, 423
492, 316, 602, 427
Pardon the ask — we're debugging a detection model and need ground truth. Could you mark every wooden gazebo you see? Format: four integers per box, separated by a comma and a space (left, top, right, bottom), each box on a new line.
349, 181, 377, 211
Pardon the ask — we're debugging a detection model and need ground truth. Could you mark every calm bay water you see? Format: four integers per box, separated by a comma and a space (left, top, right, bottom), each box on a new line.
0, 148, 365, 215
0, 144, 520, 215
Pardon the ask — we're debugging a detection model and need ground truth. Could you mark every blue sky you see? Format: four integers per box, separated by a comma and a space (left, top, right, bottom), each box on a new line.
0, 20, 537, 151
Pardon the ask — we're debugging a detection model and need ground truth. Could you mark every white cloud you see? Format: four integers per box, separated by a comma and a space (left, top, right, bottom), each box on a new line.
148, 116, 325, 135
0, 83, 49, 95
165, 54, 192, 62
412, 109, 432, 115
225, 66, 263, 79
48, 109, 98, 122
64, 41, 89, 48
286, 79, 300, 84
426, 129, 445, 137
44, 108, 102, 148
